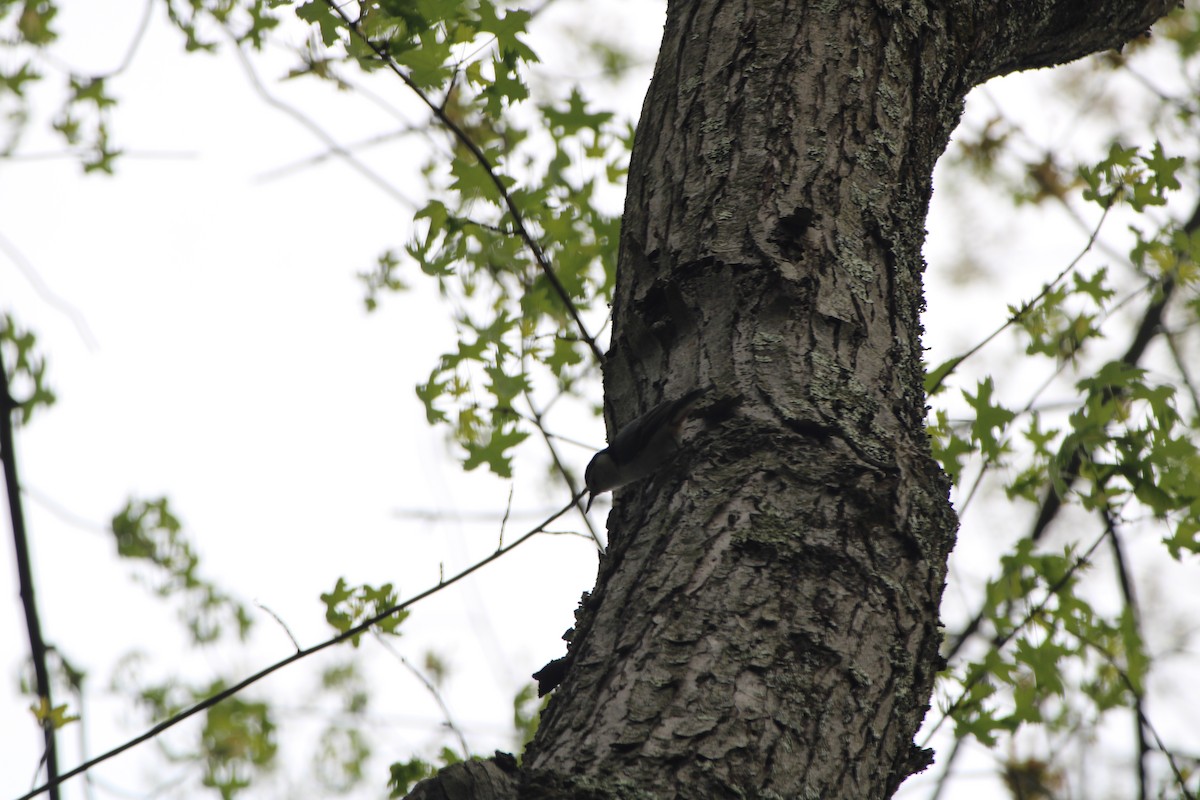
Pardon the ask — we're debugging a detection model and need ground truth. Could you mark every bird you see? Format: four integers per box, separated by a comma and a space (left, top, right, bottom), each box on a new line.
583, 388, 707, 512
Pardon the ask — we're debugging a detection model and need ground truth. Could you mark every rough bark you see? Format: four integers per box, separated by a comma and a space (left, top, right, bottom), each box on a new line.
408, 1, 1175, 798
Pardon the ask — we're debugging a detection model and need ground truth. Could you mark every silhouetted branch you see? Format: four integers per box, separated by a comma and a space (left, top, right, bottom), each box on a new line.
1, 345, 60, 800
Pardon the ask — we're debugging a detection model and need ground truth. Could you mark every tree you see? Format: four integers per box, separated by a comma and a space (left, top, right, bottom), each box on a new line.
4, 1, 1199, 799
410, 1, 1178, 798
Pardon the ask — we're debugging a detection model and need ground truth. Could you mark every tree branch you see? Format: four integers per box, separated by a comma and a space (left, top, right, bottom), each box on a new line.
927, 201, 1112, 396
1, 346, 60, 800
524, 393, 602, 548
225, 30, 417, 209
1101, 506, 1149, 800
965, 1, 1177, 83
372, 633, 472, 759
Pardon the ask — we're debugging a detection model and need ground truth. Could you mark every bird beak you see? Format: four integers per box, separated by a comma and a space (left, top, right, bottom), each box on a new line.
584, 492, 594, 513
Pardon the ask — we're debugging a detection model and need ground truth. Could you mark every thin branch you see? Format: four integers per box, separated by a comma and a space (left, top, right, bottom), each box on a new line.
1, 346, 61, 800
526, 393, 602, 548
256, 602, 302, 652
97, 0, 155, 80
498, 485, 514, 548
16, 492, 586, 800
22, 0, 153, 81
21, 484, 108, 534
392, 506, 556, 522
225, 32, 417, 209
927, 201, 1112, 396
925, 730, 966, 800
0, 230, 98, 351
323, 0, 606, 366
253, 126, 419, 183
497, 403, 598, 451
1100, 506, 1149, 800
0, 149, 196, 162
1163, 327, 1200, 420
1074, 602, 1197, 800
371, 634, 471, 758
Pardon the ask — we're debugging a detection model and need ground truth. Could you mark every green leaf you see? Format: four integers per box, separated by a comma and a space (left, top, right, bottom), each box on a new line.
924, 356, 962, 396
485, 363, 531, 409
472, 3, 536, 63
320, 579, 408, 646
30, 698, 80, 730
199, 690, 277, 797
17, 0, 58, 45
541, 88, 614, 137
111, 497, 252, 643
928, 409, 974, 484
963, 377, 1016, 462
416, 376, 450, 424
296, 0, 342, 46
394, 29, 453, 89
1, 313, 56, 423
389, 758, 434, 797
462, 423, 529, 477
0, 61, 40, 96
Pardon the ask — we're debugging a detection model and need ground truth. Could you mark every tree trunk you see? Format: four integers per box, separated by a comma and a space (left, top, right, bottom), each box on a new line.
409, 1, 1174, 798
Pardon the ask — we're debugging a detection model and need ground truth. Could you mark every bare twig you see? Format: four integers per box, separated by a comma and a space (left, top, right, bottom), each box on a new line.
927, 201, 1112, 396
1163, 328, 1200, 420
392, 506, 555, 522
498, 485, 515, 548
1075, 605, 1197, 800
254, 127, 419, 183
0, 230, 98, 351
256, 602, 302, 652
372, 634, 471, 758
99, 0, 156, 79
526, 393, 602, 547
226, 32, 417, 209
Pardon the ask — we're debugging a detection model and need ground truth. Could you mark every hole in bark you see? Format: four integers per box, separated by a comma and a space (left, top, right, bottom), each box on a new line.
773, 206, 816, 260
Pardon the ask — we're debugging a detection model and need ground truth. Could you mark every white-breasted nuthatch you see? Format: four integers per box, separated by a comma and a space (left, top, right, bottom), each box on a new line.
584, 388, 707, 511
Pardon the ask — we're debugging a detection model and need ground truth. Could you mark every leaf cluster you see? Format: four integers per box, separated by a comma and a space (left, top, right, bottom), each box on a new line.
0, 313, 55, 422
283, 1, 629, 477
321, 577, 409, 645
111, 496, 254, 644
925, 27, 1200, 790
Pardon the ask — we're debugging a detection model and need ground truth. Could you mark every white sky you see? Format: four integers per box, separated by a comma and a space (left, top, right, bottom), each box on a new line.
3, 2, 1199, 800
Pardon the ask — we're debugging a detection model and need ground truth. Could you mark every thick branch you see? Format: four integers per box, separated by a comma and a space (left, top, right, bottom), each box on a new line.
962, 0, 1177, 83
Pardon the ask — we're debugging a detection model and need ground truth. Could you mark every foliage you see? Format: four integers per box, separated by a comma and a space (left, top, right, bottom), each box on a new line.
0, 313, 55, 423
512, 681, 544, 754
922, 15, 1200, 794
112, 497, 254, 644
0, 0, 121, 170
321, 577, 409, 645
